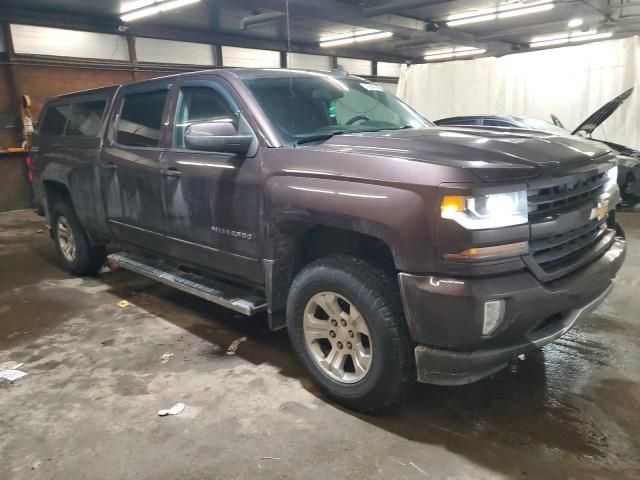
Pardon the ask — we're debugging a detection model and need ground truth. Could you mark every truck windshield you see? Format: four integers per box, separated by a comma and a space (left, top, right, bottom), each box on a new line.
241, 73, 431, 144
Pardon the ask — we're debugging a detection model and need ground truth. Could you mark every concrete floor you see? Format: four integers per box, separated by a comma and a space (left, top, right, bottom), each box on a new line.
1, 210, 639, 480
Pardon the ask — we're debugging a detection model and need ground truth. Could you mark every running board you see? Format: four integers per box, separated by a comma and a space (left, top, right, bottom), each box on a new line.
107, 252, 267, 316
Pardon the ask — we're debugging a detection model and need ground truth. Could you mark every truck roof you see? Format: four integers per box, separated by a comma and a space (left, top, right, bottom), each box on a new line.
52, 84, 121, 101
45, 68, 355, 101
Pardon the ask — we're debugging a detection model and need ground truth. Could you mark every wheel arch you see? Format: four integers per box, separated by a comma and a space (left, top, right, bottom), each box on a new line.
263, 218, 398, 331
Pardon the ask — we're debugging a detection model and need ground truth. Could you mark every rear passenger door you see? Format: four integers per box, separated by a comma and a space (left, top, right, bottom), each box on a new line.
36, 97, 110, 238
101, 81, 172, 251
160, 77, 262, 281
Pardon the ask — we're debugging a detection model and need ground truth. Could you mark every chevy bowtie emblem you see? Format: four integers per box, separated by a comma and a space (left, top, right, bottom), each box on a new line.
590, 200, 609, 220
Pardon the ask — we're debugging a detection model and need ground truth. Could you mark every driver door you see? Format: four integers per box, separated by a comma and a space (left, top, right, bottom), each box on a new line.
160, 77, 262, 281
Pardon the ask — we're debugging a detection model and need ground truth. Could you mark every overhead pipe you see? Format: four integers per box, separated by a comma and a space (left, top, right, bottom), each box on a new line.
363, 0, 451, 17
240, 11, 287, 30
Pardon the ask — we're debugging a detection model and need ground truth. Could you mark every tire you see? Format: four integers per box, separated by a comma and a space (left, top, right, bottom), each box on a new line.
51, 201, 106, 276
621, 173, 640, 206
286, 255, 415, 413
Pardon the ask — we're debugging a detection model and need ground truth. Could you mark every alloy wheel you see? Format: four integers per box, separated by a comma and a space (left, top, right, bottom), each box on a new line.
303, 291, 373, 384
56, 216, 76, 262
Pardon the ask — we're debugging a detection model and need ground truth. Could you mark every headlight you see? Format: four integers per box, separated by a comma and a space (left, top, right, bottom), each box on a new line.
441, 191, 528, 229
606, 165, 618, 191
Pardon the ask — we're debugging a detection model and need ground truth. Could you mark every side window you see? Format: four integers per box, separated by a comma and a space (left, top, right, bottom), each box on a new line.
116, 90, 168, 147
173, 86, 236, 149
67, 100, 106, 137
40, 104, 71, 136
483, 119, 513, 127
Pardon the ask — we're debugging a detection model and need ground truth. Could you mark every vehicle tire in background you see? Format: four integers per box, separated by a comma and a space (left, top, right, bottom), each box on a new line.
622, 172, 640, 206
51, 202, 106, 276
287, 255, 415, 413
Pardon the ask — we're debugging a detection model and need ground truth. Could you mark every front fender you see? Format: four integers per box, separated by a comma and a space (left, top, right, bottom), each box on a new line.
265, 175, 436, 272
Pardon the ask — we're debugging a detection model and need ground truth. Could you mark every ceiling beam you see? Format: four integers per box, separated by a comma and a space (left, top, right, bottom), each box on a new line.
0, 6, 414, 63
363, 0, 452, 17
253, 0, 513, 55
240, 12, 287, 30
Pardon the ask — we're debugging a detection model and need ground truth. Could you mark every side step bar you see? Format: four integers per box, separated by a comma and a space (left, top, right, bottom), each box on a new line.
107, 252, 267, 316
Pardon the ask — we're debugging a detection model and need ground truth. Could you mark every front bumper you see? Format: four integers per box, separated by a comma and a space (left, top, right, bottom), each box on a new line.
399, 236, 626, 385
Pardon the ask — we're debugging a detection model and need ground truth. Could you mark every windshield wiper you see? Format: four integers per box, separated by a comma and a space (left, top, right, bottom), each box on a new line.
294, 126, 414, 146
294, 131, 348, 146
380, 124, 414, 131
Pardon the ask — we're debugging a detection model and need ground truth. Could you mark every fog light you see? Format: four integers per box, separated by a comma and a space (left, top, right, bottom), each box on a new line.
483, 299, 505, 335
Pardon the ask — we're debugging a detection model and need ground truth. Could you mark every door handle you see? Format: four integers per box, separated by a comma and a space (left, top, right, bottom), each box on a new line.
101, 163, 117, 170
161, 168, 182, 178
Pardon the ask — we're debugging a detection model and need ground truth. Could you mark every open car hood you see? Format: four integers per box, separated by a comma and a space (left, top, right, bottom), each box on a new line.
571, 87, 634, 136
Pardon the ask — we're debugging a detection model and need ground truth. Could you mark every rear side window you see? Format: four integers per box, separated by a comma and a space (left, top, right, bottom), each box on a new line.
66, 100, 106, 137
40, 104, 71, 135
116, 90, 168, 147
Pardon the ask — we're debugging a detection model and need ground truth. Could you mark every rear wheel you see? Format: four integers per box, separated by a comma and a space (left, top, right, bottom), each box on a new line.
51, 202, 106, 276
287, 255, 414, 413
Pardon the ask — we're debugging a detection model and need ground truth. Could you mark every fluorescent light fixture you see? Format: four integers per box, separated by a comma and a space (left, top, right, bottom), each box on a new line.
454, 48, 486, 57
319, 30, 392, 48
530, 30, 612, 48
319, 29, 379, 43
568, 18, 584, 27
424, 46, 486, 61
530, 32, 570, 42
355, 31, 393, 42
568, 29, 597, 39
120, 0, 200, 22
530, 37, 569, 47
447, 14, 497, 27
447, 0, 553, 27
447, 7, 497, 21
497, 3, 553, 19
570, 31, 612, 42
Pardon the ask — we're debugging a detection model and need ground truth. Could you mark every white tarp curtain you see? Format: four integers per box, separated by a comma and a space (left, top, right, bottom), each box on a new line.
397, 36, 640, 149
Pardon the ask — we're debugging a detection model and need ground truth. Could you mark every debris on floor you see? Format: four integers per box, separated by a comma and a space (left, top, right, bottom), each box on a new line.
99, 260, 121, 274
0, 361, 23, 370
0, 363, 28, 382
31, 459, 42, 470
158, 402, 185, 416
260, 456, 280, 461
226, 336, 248, 356
160, 352, 174, 364
409, 461, 428, 477
117, 300, 130, 308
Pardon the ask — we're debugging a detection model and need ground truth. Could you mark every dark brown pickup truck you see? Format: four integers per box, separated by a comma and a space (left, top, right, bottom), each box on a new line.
31, 68, 626, 412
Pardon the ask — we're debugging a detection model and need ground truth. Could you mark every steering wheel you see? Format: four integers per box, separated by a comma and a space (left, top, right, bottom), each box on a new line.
345, 114, 371, 125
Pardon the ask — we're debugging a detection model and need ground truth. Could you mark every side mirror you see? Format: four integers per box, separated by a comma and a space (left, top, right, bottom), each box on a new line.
184, 120, 253, 155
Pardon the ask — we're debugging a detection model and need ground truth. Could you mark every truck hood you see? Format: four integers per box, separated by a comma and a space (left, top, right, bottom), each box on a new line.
571, 87, 634, 136
299, 127, 612, 181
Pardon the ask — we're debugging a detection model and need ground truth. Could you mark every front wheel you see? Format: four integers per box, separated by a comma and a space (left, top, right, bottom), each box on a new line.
286, 255, 414, 413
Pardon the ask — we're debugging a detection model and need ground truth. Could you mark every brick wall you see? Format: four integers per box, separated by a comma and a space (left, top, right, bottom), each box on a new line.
0, 62, 173, 211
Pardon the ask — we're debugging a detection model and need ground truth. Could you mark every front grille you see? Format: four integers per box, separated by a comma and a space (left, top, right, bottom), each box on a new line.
528, 171, 607, 217
529, 218, 609, 273
526, 165, 615, 280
